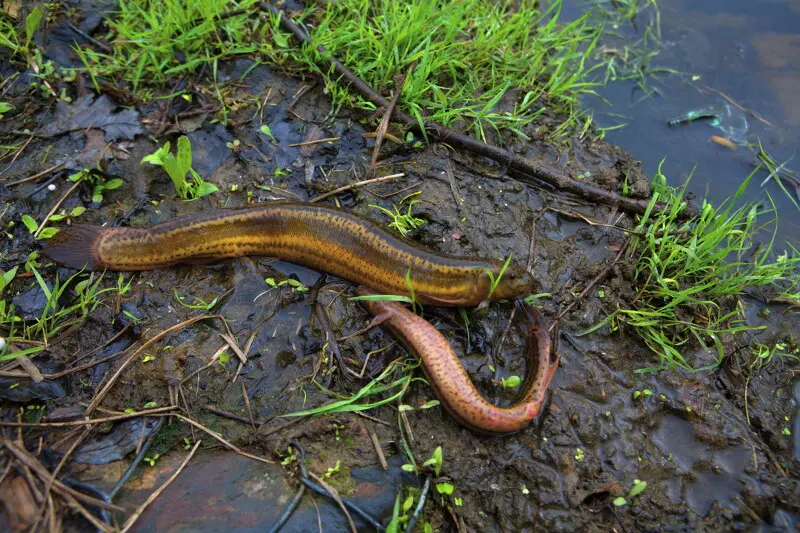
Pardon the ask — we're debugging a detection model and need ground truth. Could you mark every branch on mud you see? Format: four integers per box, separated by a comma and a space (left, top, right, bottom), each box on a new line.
258, 2, 697, 219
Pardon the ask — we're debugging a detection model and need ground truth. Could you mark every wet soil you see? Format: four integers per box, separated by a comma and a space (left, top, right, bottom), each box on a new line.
1, 11, 799, 533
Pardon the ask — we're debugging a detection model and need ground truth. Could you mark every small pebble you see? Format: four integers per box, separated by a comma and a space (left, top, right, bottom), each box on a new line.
0, 337, 5, 351
47, 184, 56, 191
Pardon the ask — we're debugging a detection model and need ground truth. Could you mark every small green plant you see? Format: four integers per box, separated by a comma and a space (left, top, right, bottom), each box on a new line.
281, 359, 419, 418
480, 252, 513, 299
1, 261, 122, 349
259, 125, 276, 142
371, 193, 426, 236
173, 289, 220, 311
143, 454, 161, 467
422, 446, 443, 476
141, 136, 219, 200
280, 446, 297, 465
498, 375, 522, 389
435, 482, 454, 495
0, 102, 13, 119
68, 169, 124, 204
632, 389, 654, 400
324, 460, 341, 478
613, 479, 648, 507
0, 7, 41, 56
585, 165, 800, 371
350, 268, 421, 313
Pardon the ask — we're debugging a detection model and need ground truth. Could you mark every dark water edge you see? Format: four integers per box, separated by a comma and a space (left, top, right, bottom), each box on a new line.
568, 0, 800, 243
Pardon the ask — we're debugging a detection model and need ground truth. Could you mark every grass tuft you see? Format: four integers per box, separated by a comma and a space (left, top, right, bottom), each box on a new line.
586, 163, 800, 371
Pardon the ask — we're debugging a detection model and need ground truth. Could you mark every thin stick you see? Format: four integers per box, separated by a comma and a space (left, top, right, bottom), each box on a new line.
204, 405, 251, 425
0, 347, 128, 379
549, 238, 630, 330
2, 440, 125, 513
288, 137, 340, 147
369, 71, 408, 176
5, 343, 44, 382
119, 440, 201, 533
85, 314, 217, 415
4, 162, 65, 187
33, 179, 81, 239
170, 414, 273, 465
307, 472, 357, 533
404, 476, 431, 533
0, 406, 177, 427
267, 485, 306, 533
309, 173, 405, 203
353, 411, 393, 428
241, 382, 257, 432
368, 427, 388, 470
71, 323, 132, 364
444, 159, 462, 211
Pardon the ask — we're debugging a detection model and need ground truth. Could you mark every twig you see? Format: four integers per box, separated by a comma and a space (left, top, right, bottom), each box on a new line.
119, 440, 201, 533
353, 411, 393, 428
368, 427, 388, 470
307, 472, 357, 533
0, 406, 177, 427
267, 485, 306, 533
4, 343, 44, 382
2, 439, 124, 513
444, 158, 462, 211
32, 427, 93, 531
700, 84, 775, 128
204, 405, 251, 425
3, 162, 65, 187
219, 329, 248, 365
549, 238, 630, 330
241, 383, 257, 432
85, 314, 217, 415
288, 137, 340, 147
493, 307, 517, 367
71, 323, 132, 364
33, 179, 81, 239
405, 476, 431, 533
369, 71, 408, 176
65, 22, 112, 53
309, 173, 405, 203
290, 440, 384, 531
109, 418, 165, 499
259, 2, 695, 219
0, 347, 128, 379
0, 134, 34, 176
170, 414, 273, 465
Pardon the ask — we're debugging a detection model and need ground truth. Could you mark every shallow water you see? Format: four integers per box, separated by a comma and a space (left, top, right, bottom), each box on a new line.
567, 0, 800, 241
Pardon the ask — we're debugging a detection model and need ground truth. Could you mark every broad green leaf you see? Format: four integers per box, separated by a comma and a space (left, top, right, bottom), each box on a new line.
176, 135, 192, 177
193, 182, 219, 198
104, 178, 124, 190
141, 142, 170, 166
25, 8, 43, 45
21, 215, 38, 233
38, 227, 59, 239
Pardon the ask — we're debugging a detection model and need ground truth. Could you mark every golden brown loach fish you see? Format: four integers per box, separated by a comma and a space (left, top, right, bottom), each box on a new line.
43, 202, 535, 306
357, 287, 559, 434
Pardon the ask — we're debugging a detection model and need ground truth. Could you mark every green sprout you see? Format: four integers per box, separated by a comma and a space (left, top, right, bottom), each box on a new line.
141, 136, 218, 200
613, 479, 648, 507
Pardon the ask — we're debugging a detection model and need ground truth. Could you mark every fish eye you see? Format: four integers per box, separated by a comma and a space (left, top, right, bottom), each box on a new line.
509, 272, 516, 280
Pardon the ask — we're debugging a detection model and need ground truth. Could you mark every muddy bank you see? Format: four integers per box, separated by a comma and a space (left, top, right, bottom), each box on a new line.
1, 19, 799, 533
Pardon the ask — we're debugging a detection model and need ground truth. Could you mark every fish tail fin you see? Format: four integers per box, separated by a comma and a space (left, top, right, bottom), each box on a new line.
42, 225, 106, 270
